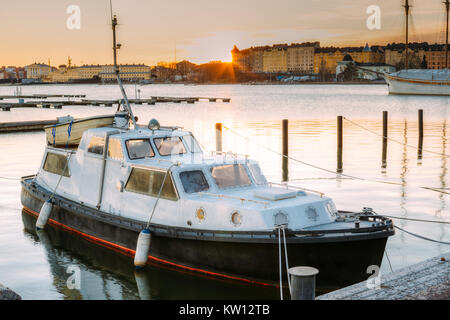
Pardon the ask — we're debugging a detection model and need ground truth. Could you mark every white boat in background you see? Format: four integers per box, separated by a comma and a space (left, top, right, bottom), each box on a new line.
384, 0, 449, 96
385, 69, 450, 96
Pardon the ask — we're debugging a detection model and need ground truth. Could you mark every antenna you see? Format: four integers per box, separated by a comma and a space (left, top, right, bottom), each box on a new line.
109, 0, 137, 128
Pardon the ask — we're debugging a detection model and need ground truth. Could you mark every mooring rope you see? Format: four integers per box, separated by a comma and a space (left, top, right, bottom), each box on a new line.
384, 250, 394, 273
394, 225, 450, 245
222, 125, 450, 194
0, 176, 21, 181
343, 117, 450, 158
277, 228, 283, 300
223, 125, 404, 187
282, 227, 292, 295
145, 163, 178, 229
382, 215, 450, 224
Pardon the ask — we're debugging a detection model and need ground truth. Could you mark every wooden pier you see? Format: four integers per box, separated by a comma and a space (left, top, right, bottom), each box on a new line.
317, 252, 450, 300
0, 120, 58, 133
0, 95, 230, 111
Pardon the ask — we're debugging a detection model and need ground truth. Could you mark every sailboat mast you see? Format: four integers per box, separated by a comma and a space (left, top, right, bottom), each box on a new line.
110, 2, 137, 128
403, 0, 411, 69
445, 0, 449, 69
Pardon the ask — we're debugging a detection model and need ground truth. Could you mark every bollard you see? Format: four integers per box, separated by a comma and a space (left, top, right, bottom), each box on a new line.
418, 109, 424, 139
337, 116, 343, 173
382, 111, 388, 168
282, 119, 289, 182
215, 123, 223, 152
282, 119, 288, 157
288, 266, 319, 300
418, 109, 423, 160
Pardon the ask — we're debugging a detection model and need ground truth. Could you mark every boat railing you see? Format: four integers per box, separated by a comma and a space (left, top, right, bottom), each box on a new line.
269, 181, 325, 197
210, 151, 249, 160
197, 192, 270, 207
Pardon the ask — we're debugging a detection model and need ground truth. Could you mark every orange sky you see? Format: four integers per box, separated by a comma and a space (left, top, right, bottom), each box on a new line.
0, 0, 448, 67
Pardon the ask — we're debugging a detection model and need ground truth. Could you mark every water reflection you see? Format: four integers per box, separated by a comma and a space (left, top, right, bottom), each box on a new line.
21, 211, 278, 300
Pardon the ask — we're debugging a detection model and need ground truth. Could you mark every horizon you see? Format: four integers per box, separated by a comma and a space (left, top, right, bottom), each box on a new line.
0, 0, 448, 67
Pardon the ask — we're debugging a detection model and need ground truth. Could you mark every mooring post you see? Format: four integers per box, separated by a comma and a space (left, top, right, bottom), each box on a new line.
288, 266, 319, 300
337, 116, 343, 173
215, 123, 223, 152
282, 119, 289, 182
418, 109, 423, 159
382, 111, 388, 168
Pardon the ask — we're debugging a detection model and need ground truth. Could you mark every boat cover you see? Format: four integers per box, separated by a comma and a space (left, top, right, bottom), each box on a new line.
390, 69, 450, 81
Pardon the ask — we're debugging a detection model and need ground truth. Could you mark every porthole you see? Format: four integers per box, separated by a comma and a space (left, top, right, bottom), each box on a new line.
196, 207, 206, 222
230, 211, 242, 227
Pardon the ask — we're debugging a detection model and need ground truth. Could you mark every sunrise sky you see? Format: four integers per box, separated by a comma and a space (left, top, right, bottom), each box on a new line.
0, 0, 448, 67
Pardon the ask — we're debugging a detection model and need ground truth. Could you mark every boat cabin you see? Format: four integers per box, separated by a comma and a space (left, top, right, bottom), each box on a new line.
36, 119, 339, 232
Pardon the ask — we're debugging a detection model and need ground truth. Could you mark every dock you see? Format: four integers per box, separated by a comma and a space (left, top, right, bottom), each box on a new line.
0, 95, 230, 111
0, 120, 58, 133
317, 252, 450, 300
0, 282, 21, 300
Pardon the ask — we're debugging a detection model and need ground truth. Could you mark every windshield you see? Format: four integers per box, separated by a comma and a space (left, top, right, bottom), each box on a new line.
179, 170, 209, 193
154, 136, 187, 156
210, 164, 252, 189
183, 135, 203, 153
126, 139, 154, 159
248, 163, 267, 185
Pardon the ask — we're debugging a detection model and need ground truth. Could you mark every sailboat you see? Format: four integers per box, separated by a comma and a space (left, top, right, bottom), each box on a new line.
384, 0, 450, 95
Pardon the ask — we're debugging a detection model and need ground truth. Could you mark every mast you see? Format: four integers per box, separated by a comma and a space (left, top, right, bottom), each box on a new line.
403, 0, 411, 69
445, 0, 449, 69
110, 2, 137, 128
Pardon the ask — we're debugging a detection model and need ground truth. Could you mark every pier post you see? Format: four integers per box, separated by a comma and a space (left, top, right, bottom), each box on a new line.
288, 266, 319, 300
215, 123, 223, 152
382, 111, 388, 168
282, 119, 289, 182
337, 116, 343, 173
418, 109, 423, 159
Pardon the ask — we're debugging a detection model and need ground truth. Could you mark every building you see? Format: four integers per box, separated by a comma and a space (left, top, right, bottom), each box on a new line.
336, 55, 395, 81
286, 42, 319, 73
232, 42, 318, 74
0, 66, 27, 80
314, 44, 384, 75
424, 44, 450, 69
231, 45, 268, 73
99, 64, 151, 82
263, 45, 288, 73
24, 63, 52, 80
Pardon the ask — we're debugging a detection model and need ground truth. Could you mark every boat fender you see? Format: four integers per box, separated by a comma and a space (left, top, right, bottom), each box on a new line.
36, 200, 53, 230
134, 229, 151, 269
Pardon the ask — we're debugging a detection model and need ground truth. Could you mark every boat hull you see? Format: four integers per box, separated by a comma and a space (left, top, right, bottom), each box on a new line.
21, 177, 393, 290
385, 74, 450, 96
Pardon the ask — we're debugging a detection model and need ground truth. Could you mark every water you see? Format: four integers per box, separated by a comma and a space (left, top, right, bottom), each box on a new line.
0, 84, 449, 300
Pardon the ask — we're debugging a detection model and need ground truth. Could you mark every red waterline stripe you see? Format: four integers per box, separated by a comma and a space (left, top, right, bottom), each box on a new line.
23, 206, 276, 288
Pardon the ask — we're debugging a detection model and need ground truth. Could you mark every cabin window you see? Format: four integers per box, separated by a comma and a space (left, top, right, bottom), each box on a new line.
126, 139, 154, 160
183, 135, 203, 153
125, 167, 178, 201
210, 164, 252, 189
87, 136, 105, 155
43, 152, 70, 177
179, 170, 209, 194
108, 138, 123, 160
153, 136, 187, 156
248, 163, 267, 185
